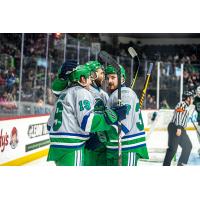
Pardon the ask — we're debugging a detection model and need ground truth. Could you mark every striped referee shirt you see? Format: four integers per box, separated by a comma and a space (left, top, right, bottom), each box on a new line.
171, 101, 190, 129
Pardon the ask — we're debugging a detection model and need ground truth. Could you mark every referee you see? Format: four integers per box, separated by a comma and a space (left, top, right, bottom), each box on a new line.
163, 91, 193, 166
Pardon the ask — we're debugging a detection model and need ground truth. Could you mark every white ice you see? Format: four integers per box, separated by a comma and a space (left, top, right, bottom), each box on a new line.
23, 130, 200, 166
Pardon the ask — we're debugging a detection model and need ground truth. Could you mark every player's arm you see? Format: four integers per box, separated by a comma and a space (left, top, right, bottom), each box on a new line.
110, 90, 145, 136
47, 107, 56, 131
122, 91, 145, 134
76, 89, 127, 133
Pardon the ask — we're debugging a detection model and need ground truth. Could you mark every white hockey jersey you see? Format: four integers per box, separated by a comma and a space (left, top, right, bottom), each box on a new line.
106, 86, 148, 159
47, 85, 111, 161
88, 85, 109, 107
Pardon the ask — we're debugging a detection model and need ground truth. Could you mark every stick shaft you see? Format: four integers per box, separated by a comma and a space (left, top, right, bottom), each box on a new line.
98, 50, 122, 166
139, 63, 153, 107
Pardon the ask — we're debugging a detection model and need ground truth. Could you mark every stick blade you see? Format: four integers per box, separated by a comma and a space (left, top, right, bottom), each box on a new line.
98, 50, 120, 70
147, 63, 154, 74
128, 47, 137, 58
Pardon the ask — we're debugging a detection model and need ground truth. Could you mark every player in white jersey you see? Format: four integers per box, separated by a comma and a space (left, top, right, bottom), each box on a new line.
47, 60, 77, 132
84, 61, 109, 166
105, 65, 149, 166
47, 65, 127, 166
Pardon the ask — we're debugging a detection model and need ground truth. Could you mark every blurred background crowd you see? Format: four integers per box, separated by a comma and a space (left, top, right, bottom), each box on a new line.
0, 33, 200, 117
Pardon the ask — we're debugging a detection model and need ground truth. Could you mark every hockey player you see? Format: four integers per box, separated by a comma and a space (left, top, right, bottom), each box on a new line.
194, 86, 200, 126
47, 60, 77, 132
47, 65, 127, 166
163, 91, 193, 166
84, 61, 109, 166
105, 65, 149, 166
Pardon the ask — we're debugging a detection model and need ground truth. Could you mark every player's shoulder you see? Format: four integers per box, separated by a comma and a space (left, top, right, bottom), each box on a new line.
100, 88, 109, 97
67, 85, 91, 97
89, 85, 96, 92
109, 86, 137, 100
176, 101, 187, 108
122, 86, 137, 97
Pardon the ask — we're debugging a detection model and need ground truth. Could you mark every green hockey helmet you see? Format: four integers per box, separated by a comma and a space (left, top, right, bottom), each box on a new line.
69, 65, 91, 83
105, 65, 126, 80
85, 61, 102, 72
85, 61, 103, 80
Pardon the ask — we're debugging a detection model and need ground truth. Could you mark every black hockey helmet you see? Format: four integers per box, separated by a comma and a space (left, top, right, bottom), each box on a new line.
182, 91, 194, 100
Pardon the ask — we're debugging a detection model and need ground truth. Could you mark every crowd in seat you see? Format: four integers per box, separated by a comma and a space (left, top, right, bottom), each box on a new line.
0, 33, 199, 113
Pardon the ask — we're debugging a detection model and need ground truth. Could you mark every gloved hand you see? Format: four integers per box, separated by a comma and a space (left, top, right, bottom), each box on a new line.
97, 131, 108, 143
85, 133, 102, 150
104, 105, 127, 125
111, 104, 128, 121
58, 60, 77, 80
94, 99, 106, 112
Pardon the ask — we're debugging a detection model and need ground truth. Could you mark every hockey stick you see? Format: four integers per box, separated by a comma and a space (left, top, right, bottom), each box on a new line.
191, 118, 200, 137
128, 47, 140, 89
190, 109, 200, 137
98, 50, 122, 166
139, 62, 154, 107
190, 108, 200, 156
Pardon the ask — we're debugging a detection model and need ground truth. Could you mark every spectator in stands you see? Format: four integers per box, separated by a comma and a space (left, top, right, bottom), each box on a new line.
0, 91, 17, 110
35, 98, 45, 114
35, 87, 44, 100
47, 87, 55, 105
190, 54, 198, 64
5, 70, 16, 93
146, 94, 156, 109
160, 99, 170, 109
27, 68, 35, 87
0, 71, 6, 86
0, 33, 200, 115
0, 91, 7, 108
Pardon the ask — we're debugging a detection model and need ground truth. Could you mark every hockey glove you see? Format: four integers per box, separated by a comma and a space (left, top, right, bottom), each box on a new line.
97, 131, 108, 143
104, 105, 127, 125
111, 105, 128, 121
94, 99, 106, 112
47, 124, 51, 131
85, 133, 102, 150
58, 60, 77, 80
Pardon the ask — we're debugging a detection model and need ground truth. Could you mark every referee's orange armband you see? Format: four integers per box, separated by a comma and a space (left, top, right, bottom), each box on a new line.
175, 107, 185, 112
